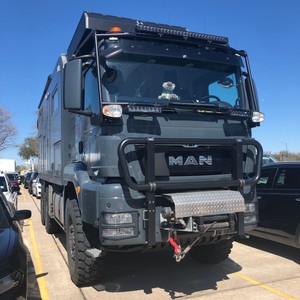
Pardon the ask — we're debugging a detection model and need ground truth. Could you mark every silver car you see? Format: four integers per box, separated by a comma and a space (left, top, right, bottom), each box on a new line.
0, 172, 17, 209
32, 176, 41, 198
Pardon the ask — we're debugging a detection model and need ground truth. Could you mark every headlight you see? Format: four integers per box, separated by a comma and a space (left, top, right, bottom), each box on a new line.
244, 203, 257, 225
245, 203, 256, 213
101, 212, 138, 240
244, 215, 257, 224
102, 227, 135, 238
252, 111, 265, 123
102, 105, 122, 118
103, 213, 133, 225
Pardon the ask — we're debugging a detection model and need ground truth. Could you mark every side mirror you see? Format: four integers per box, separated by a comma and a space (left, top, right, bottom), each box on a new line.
63, 59, 83, 110
11, 186, 18, 193
245, 77, 259, 111
13, 210, 32, 221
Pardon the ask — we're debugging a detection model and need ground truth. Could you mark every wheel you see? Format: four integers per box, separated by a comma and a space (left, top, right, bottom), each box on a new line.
44, 187, 60, 234
65, 198, 103, 286
190, 239, 233, 264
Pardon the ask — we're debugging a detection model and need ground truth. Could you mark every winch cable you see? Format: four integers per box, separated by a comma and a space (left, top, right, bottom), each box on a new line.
169, 221, 217, 262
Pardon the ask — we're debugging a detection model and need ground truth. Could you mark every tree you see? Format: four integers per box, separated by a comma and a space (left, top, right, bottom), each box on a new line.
18, 137, 38, 160
0, 106, 18, 152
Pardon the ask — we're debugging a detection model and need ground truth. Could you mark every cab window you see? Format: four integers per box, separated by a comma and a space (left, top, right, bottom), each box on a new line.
274, 168, 300, 189
257, 168, 276, 189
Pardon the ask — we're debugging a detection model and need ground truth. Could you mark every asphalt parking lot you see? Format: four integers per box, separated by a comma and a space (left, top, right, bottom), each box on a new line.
18, 186, 300, 300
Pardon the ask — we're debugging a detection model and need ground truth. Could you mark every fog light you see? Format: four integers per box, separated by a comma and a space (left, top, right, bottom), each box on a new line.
102, 227, 135, 238
104, 213, 133, 225
244, 215, 257, 224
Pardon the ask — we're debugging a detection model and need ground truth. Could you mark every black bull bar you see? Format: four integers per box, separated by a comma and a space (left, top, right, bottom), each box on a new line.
118, 137, 263, 192
118, 137, 263, 246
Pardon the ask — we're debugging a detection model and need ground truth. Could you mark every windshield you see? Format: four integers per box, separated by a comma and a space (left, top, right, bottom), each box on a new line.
101, 55, 247, 109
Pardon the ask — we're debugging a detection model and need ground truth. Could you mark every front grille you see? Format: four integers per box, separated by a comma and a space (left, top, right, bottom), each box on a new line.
164, 146, 233, 176
135, 144, 234, 177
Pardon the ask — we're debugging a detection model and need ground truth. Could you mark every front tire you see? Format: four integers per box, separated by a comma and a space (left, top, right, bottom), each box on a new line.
190, 239, 233, 264
65, 198, 103, 286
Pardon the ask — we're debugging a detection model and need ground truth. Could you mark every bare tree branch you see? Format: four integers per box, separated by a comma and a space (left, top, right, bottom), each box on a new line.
0, 106, 18, 152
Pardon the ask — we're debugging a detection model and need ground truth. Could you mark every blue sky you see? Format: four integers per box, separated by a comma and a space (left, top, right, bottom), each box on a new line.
0, 0, 299, 165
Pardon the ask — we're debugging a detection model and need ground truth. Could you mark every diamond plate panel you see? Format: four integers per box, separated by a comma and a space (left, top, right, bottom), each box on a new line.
165, 190, 245, 218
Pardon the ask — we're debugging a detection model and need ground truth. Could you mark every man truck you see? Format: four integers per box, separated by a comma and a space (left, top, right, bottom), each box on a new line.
38, 12, 264, 286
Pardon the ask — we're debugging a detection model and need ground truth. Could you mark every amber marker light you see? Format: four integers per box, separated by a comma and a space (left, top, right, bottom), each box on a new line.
109, 27, 122, 33
76, 186, 81, 194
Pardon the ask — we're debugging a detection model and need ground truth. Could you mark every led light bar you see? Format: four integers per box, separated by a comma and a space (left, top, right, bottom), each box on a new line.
229, 110, 252, 117
127, 105, 162, 114
136, 24, 229, 45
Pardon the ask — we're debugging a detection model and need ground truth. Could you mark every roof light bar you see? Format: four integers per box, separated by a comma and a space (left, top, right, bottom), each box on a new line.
136, 24, 229, 45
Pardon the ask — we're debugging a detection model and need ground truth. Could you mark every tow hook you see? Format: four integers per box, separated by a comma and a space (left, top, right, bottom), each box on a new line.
169, 235, 201, 262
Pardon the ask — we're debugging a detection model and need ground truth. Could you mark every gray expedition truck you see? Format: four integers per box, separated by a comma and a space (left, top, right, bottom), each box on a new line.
37, 12, 263, 286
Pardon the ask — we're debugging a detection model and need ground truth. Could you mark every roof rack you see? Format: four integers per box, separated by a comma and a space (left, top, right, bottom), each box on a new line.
67, 12, 229, 58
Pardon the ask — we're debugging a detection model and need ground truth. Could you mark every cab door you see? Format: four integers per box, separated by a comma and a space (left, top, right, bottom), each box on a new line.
261, 167, 300, 239
256, 167, 277, 230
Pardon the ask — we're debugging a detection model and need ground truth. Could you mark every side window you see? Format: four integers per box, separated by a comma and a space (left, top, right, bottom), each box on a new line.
275, 168, 300, 189
52, 89, 58, 115
84, 65, 99, 113
0, 177, 7, 192
257, 168, 275, 189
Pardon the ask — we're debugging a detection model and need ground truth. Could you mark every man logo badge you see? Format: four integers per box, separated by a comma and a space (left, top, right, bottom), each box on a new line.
168, 155, 212, 166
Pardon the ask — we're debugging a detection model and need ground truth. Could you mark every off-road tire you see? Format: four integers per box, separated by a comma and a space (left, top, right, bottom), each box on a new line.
44, 187, 60, 234
65, 198, 103, 287
190, 239, 233, 264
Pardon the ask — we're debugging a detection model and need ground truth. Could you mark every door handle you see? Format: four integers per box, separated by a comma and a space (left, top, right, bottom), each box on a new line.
295, 198, 300, 202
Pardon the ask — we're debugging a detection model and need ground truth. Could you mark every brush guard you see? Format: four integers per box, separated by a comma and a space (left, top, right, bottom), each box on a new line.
118, 137, 263, 247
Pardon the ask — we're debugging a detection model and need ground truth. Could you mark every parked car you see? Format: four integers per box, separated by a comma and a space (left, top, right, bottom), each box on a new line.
262, 154, 278, 166
6, 173, 20, 194
14, 172, 21, 184
250, 162, 300, 248
0, 190, 31, 299
32, 176, 41, 198
28, 172, 39, 195
23, 173, 32, 189
0, 172, 17, 209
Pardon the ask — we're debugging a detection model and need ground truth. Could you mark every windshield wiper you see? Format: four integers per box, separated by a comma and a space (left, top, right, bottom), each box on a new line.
167, 100, 218, 109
